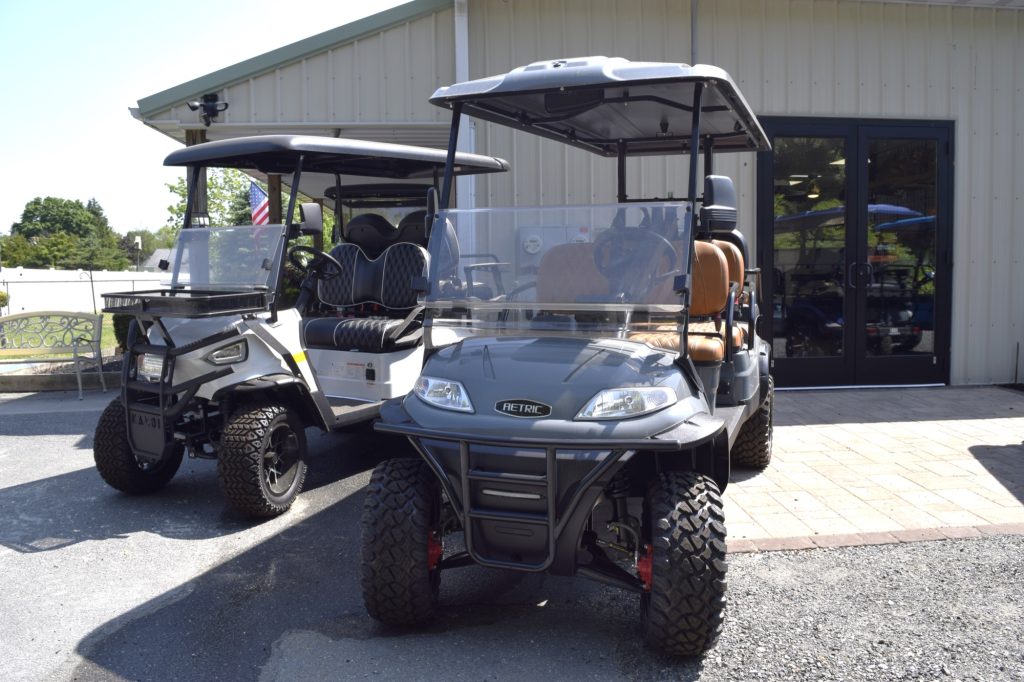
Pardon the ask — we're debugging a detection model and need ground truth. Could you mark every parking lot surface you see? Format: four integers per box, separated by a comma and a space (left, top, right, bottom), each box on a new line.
1, 386, 1022, 681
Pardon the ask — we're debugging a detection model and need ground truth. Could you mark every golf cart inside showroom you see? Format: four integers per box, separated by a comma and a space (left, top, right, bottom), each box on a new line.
93, 135, 507, 518
360, 57, 774, 656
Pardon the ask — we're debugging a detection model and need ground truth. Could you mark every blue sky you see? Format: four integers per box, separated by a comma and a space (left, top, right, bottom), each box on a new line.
0, 0, 409, 235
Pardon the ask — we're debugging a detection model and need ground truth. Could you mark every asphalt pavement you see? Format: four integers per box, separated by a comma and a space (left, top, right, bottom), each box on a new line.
1, 391, 1021, 682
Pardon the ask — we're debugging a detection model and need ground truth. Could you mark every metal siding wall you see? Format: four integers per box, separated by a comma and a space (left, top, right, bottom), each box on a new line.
470, 0, 693, 208
466, 0, 1022, 385
159, 9, 454, 135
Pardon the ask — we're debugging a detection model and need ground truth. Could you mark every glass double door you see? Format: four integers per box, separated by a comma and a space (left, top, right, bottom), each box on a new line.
757, 119, 952, 387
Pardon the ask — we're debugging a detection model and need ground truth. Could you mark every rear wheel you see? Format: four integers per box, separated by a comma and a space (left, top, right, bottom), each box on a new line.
360, 458, 442, 626
218, 403, 307, 518
93, 397, 182, 494
641, 471, 727, 656
732, 375, 773, 469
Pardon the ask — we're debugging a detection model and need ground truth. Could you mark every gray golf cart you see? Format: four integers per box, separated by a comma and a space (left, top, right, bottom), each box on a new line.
359, 58, 773, 656
93, 135, 507, 518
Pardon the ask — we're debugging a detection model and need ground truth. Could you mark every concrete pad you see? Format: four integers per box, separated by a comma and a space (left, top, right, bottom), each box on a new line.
728, 386, 1024, 552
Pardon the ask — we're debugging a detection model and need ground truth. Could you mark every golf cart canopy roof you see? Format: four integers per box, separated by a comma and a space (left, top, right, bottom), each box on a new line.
430, 57, 770, 157
164, 135, 510, 179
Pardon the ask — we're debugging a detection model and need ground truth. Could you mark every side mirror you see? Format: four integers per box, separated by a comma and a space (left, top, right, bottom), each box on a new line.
298, 203, 323, 236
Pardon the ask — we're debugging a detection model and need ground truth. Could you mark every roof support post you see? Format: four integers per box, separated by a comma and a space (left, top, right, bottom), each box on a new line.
185, 129, 208, 227
617, 140, 628, 203
268, 175, 283, 225
440, 104, 463, 210
687, 82, 705, 238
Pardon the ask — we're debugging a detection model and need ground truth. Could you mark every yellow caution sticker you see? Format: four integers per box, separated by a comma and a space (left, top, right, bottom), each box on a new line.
292, 351, 307, 364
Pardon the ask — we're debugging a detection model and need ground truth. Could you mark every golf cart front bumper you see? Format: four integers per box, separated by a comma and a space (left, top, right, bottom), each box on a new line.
375, 399, 724, 575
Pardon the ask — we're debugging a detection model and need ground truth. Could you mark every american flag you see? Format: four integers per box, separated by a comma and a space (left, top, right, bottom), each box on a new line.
249, 182, 270, 225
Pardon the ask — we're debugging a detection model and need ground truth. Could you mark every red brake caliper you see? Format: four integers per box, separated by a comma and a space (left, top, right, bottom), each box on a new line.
427, 531, 443, 571
636, 544, 653, 592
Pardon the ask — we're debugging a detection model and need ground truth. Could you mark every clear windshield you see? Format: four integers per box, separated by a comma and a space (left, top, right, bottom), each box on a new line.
169, 224, 287, 290
426, 202, 692, 337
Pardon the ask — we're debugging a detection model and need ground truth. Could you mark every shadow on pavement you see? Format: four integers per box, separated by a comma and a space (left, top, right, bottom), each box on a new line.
0, 421, 398, 554
969, 442, 1024, 506
68, 471, 706, 682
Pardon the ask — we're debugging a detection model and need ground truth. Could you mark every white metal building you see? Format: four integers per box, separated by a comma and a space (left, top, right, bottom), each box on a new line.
133, 0, 1024, 388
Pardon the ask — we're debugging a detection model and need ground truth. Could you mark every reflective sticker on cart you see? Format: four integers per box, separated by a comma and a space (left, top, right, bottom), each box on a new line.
292, 351, 307, 364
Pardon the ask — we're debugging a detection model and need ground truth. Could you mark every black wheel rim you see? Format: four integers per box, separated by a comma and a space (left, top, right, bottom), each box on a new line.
263, 423, 300, 495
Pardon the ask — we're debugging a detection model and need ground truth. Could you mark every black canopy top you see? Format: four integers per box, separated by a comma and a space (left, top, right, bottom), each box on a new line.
164, 135, 510, 178
430, 57, 770, 157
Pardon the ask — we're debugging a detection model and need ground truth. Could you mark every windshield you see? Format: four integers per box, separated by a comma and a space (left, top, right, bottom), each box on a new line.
425, 202, 692, 338
169, 224, 287, 291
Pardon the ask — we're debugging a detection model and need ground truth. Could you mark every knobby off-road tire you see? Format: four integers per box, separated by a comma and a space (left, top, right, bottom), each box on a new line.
217, 403, 307, 519
732, 375, 774, 469
93, 397, 183, 494
641, 471, 728, 657
361, 458, 441, 626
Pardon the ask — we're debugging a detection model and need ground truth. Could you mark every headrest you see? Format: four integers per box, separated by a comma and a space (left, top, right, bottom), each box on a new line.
344, 213, 396, 259
396, 210, 429, 247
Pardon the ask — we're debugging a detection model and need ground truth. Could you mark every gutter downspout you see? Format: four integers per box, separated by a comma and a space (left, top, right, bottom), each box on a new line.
691, 0, 698, 65
453, 0, 475, 253
454, 0, 474, 211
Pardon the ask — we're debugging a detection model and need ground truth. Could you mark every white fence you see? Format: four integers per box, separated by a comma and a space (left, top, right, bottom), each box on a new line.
0, 268, 166, 316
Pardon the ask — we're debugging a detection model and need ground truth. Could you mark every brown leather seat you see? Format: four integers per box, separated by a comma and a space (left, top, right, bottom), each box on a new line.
629, 241, 730, 362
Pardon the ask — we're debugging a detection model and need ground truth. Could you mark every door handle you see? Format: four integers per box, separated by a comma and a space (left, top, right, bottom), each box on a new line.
847, 262, 858, 289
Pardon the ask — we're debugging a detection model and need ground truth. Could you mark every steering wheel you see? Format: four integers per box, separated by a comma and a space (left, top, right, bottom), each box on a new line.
593, 230, 677, 299
288, 245, 343, 280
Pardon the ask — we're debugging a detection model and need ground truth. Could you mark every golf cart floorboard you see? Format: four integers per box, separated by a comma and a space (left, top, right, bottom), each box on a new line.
327, 398, 381, 427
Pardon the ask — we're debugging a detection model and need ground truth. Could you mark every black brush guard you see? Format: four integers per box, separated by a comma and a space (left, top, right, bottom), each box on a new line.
120, 320, 237, 462
375, 401, 723, 576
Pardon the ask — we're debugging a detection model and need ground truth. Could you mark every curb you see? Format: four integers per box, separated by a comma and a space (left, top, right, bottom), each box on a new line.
726, 522, 1024, 554
0, 372, 122, 393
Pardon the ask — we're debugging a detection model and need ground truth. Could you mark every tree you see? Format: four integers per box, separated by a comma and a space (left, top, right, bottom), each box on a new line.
11, 197, 97, 239
3, 196, 130, 270
121, 229, 159, 265
165, 168, 252, 233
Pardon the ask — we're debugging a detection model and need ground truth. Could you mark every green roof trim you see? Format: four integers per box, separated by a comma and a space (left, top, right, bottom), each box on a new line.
137, 0, 453, 117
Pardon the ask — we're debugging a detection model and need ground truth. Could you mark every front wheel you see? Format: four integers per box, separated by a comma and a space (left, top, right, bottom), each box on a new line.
731, 375, 773, 470
217, 403, 308, 518
360, 458, 442, 626
641, 471, 727, 657
93, 397, 182, 494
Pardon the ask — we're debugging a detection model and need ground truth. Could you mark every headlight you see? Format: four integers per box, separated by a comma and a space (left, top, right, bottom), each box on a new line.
414, 376, 474, 413
137, 354, 163, 381
575, 386, 676, 421
205, 340, 248, 365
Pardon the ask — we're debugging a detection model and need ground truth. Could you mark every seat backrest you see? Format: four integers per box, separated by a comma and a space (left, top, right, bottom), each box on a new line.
691, 241, 730, 316
536, 242, 608, 303
344, 213, 396, 259
712, 239, 745, 291
318, 242, 429, 311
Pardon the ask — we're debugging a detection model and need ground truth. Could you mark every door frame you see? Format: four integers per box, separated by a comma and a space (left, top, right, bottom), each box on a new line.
756, 117, 954, 387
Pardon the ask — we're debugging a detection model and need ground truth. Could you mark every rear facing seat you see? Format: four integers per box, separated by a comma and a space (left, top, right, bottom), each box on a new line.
628, 240, 731, 362
303, 241, 429, 353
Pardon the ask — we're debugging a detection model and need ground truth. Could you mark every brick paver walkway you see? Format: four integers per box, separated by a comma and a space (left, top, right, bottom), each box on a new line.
725, 386, 1024, 552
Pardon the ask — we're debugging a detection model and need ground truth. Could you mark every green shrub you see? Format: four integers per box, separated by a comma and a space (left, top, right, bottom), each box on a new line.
112, 313, 134, 349
0, 291, 8, 309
